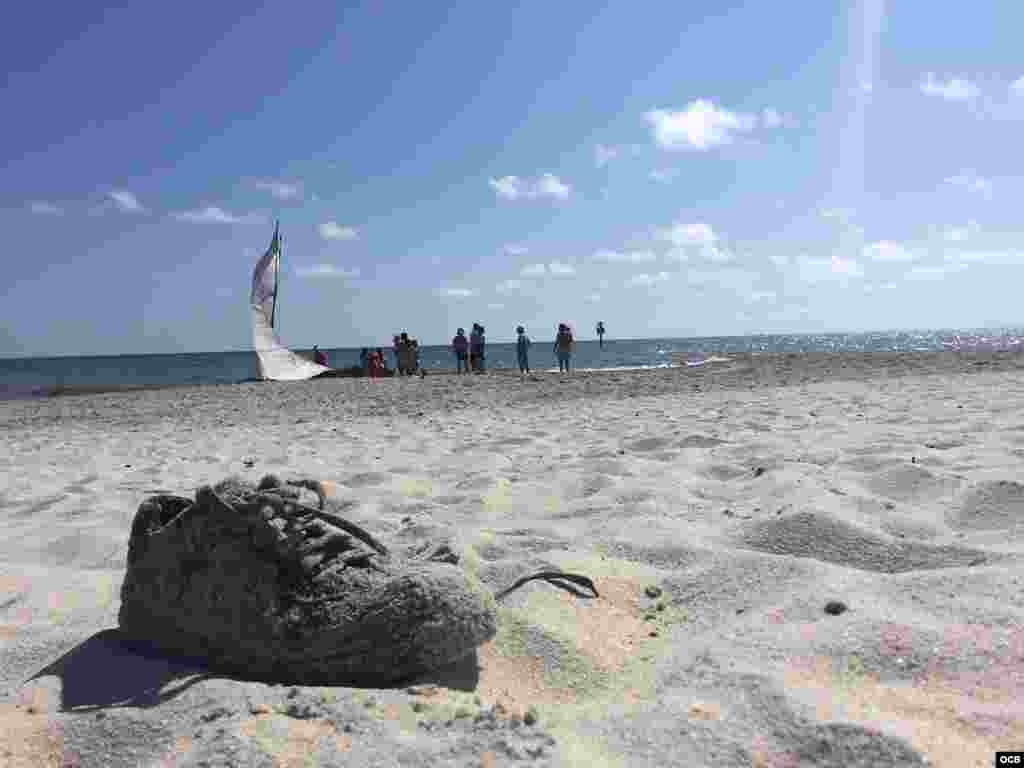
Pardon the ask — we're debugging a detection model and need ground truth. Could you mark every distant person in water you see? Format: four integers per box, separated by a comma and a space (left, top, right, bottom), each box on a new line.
313, 345, 328, 367
452, 327, 469, 374
596, 321, 605, 348
516, 325, 531, 378
554, 323, 574, 374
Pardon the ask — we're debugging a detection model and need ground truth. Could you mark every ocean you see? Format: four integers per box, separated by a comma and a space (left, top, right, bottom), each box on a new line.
2, 328, 1023, 400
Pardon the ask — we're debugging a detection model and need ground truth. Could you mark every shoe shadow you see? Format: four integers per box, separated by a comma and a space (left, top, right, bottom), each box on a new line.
24, 628, 215, 712
26, 628, 484, 711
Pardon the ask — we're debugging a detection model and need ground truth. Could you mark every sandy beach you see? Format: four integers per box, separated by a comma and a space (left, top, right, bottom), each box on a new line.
3, 351, 1024, 767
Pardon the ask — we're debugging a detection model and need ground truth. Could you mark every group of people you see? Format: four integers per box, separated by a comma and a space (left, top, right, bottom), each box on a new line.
450, 322, 576, 377
392, 332, 424, 377
450, 324, 487, 374
313, 320, 599, 379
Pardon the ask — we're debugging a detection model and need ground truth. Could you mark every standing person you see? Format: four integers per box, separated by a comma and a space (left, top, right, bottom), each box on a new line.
367, 349, 383, 378
359, 347, 369, 371
516, 325, 531, 379
376, 347, 389, 375
412, 339, 421, 374
452, 328, 469, 374
392, 335, 402, 371
398, 332, 412, 375
469, 324, 482, 373
477, 325, 487, 373
313, 345, 328, 367
554, 323, 574, 374
596, 321, 605, 349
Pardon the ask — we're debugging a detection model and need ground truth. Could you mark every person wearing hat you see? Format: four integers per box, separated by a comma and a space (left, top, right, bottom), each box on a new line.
451, 327, 469, 374
469, 324, 482, 373
516, 325, 532, 379
554, 323, 574, 374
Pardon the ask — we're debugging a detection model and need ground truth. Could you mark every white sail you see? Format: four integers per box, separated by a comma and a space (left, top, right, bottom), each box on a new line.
250, 223, 330, 381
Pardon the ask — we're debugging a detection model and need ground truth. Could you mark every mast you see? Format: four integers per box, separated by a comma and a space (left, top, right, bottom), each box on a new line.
270, 220, 280, 330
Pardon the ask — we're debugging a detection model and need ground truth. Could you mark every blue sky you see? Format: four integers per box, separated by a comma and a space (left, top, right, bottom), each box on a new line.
3, 0, 1024, 356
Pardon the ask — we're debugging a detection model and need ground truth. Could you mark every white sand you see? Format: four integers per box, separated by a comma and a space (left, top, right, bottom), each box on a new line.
3, 352, 1024, 767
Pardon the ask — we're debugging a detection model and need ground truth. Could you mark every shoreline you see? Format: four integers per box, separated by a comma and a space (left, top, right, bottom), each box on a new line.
3, 348, 1023, 403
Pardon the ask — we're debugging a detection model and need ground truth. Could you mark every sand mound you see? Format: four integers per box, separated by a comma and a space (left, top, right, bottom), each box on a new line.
948, 479, 1024, 531
737, 511, 993, 573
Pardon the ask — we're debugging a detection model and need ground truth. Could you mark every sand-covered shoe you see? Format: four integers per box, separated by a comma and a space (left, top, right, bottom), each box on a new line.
118, 476, 498, 686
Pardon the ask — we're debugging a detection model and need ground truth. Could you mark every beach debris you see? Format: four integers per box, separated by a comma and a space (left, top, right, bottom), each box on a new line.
644, 584, 663, 599
824, 600, 848, 616
120, 475, 596, 685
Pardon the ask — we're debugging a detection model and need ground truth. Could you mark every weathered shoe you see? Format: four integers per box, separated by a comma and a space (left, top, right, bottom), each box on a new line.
118, 476, 497, 685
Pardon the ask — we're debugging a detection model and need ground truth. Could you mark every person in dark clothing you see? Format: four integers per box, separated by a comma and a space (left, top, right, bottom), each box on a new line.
554, 323, 574, 374
313, 345, 328, 367
452, 328, 469, 374
516, 325, 531, 378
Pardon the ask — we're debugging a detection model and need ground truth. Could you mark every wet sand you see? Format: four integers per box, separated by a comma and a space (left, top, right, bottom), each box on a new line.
3, 351, 1024, 767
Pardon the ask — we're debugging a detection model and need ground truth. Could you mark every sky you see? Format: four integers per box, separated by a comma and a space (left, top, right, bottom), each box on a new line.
3, 0, 1024, 356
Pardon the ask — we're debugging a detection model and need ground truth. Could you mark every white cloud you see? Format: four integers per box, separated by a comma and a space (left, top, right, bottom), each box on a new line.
253, 179, 302, 200
769, 254, 790, 268
943, 173, 993, 199
503, 243, 529, 256
496, 279, 525, 294
819, 207, 856, 222
798, 254, 864, 282
1012, 76, 1024, 95
174, 206, 245, 224
296, 264, 360, 278
860, 81, 874, 95
947, 250, 1024, 266
520, 263, 547, 277
905, 263, 968, 281
489, 173, 570, 201
863, 240, 916, 262
626, 271, 670, 287
644, 100, 757, 150
442, 287, 477, 298
745, 290, 777, 304
548, 261, 576, 276
319, 221, 358, 241
943, 221, 980, 242
920, 73, 979, 102
29, 201, 62, 215
657, 220, 718, 247
487, 302, 505, 310
592, 249, 657, 264
648, 168, 680, 183
704, 244, 735, 263
761, 108, 783, 128
664, 248, 689, 262
595, 144, 619, 168
108, 189, 145, 213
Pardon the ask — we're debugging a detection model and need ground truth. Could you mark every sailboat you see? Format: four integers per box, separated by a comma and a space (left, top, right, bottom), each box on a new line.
250, 222, 332, 381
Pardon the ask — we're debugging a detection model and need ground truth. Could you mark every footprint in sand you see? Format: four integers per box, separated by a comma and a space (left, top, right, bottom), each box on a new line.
677, 435, 727, 449
626, 437, 673, 453
345, 471, 390, 488
862, 464, 960, 504
14, 494, 68, 519
947, 480, 1024, 531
